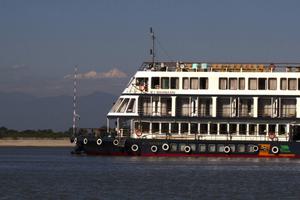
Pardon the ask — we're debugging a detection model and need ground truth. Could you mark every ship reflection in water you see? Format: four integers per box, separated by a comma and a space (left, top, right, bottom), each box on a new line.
0, 147, 300, 199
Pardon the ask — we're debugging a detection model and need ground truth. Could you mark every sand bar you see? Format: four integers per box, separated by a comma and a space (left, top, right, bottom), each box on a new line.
0, 138, 75, 147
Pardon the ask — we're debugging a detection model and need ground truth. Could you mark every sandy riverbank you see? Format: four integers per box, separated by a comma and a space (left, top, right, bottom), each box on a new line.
0, 138, 75, 147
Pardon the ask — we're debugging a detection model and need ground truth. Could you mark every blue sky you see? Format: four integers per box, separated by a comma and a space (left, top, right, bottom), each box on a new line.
1, 0, 300, 96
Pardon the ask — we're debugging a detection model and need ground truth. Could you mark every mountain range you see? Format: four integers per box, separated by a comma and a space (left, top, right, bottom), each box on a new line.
0, 92, 117, 131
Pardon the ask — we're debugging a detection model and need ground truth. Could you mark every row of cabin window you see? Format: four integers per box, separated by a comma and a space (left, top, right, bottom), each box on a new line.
151, 77, 209, 90
137, 122, 287, 135
219, 77, 300, 90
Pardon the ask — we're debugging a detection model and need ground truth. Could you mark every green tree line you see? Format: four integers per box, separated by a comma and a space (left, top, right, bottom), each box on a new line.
0, 127, 72, 139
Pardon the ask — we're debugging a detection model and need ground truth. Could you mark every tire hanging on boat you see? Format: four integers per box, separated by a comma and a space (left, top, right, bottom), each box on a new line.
162, 143, 169, 151
151, 145, 158, 153
271, 146, 279, 154
253, 145, 259, 152
96, 138, 102, 146
113, 139, 119, 146
74, 137, 77, 144
83, 138, 88, 144
184, 146, 191, 153
131, 144, 139, 152
224, 146, 231, 154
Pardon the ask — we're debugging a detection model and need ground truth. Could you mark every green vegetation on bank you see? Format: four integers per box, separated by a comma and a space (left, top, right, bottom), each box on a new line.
0, 127, 71, 139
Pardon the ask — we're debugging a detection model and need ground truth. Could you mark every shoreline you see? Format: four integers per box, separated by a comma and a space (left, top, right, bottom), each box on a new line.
0, 137, 75, 147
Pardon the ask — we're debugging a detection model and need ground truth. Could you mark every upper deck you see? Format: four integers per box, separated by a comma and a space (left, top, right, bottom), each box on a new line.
139, 62, 300, 73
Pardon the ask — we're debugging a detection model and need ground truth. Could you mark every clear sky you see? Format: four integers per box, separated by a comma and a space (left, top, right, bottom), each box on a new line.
1, 0, 300, 97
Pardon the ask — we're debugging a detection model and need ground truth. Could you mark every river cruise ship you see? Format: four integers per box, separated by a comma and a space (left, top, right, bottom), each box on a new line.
73, 61, 300, 158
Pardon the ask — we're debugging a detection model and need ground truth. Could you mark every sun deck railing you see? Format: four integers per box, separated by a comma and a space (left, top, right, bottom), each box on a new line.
139, 62, 300, 73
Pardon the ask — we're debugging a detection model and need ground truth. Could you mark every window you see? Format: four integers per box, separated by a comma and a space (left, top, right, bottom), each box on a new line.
229, 124, 237, 135
239, 78, 245, 90
237, 144, 246, 152
219, 78, 227, 90
170, 77, 179, 89
278, 124, 286, 135
126, 99, 136, 113
239, 98, 253, 117
219, 124, 227, 134
178, 97, 189, 116
258, 78, 267, 90
208, 144, 216, 152
182, 78, 189, 89
111, 98, 123, 112
152, 123, 159, 134
210, 123, 217, 134
141, 122, 150, 133
199, 144, 206, 152
161, 97, 171, 116
258, 98, 272, 117
199, 98, 212, 117
249, 78, 257, 90
161, 77, 169, 89
229, 78, 237, 90
161, 123, 169, 134
288, 78, 297, 90
217, 144, 225, 152
249, 124, 257, 135
171, 143, 178, 152
239, 124, 247, 135
280, 78, 287, 90
190, 78, 199, 89
200, 124, 208, 134
281, 98, 296, 117
200, 78, 208, 89
151, 77, 160, 89
118, 98, 129, 112
181, 123, 189, 134
171, 123, 179, 134
217, 97, 231, 117
268, 78, 277, 90
190, 123, 198, 134
259, 124, 267, 135
141, 96, 152, 116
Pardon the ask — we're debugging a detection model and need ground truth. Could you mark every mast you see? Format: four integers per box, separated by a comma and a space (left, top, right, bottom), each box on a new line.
150, 27, 155, 65
72, 66, 79, 136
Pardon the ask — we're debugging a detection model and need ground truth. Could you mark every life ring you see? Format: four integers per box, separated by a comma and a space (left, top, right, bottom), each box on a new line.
96, 138, 102, 146
184, 146, 191, 153
74, 137, 77, 144
271, 146, 279, 154
224, 146, 231, 154
162, 143, 170, 151
113, 139, 119, 146
135, 129, 142, 137
253, 145, 259, 152
131, 144, 139, 152
151, 145, 158, 153
83, 138, 88, 144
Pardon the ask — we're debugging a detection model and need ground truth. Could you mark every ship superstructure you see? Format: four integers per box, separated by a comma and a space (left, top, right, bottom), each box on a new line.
107, 62, 300, 143
72, 61, 300, 158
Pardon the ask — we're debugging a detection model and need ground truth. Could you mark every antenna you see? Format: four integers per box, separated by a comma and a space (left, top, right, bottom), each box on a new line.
150, 27, 155, 65
72, 66, 80, 136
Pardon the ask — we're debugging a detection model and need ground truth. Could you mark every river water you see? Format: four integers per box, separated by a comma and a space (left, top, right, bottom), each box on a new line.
0, 147, 300, 200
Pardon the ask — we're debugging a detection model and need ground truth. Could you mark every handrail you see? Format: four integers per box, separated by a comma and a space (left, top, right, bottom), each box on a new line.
139, 62, 300, 73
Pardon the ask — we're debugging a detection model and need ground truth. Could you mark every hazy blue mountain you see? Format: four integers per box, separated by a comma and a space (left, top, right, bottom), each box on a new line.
0, 92, 117, 131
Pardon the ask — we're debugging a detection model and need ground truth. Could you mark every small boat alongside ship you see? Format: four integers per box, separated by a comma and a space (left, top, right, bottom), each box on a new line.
71, 30, 300, 158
